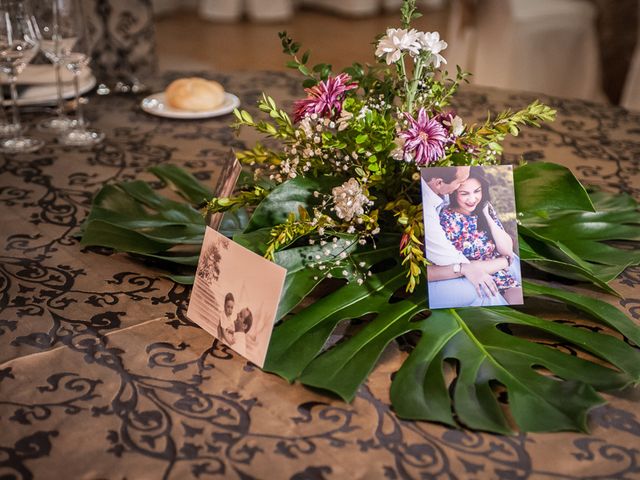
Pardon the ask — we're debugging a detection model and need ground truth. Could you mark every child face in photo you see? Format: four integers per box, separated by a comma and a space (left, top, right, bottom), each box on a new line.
224, 297, 235, 317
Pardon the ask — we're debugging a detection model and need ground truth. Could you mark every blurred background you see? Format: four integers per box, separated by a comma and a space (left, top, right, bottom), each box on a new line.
93, 0, 640, 109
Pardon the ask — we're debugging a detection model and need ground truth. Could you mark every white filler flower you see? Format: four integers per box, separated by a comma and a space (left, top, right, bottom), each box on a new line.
332, 178, 369, 221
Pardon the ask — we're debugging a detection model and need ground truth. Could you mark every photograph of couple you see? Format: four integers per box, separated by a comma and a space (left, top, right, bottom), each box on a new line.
187, 226, 287, 367
421, 165, 523, 309
218, 292, 254, 354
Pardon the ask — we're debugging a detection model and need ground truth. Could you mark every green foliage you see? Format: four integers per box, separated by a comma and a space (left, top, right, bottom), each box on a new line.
400, 0, 422, 28
262, 162, 640, 434
232, 94, 295, 139
279, 30, 333, 84
79, 162, 640, 434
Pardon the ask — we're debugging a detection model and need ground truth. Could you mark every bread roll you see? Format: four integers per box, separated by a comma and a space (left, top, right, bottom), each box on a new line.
165, 77, 225, 111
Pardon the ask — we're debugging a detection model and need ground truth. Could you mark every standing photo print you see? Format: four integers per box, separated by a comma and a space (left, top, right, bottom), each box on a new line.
187, 226, 287, 367
421, 165, 523, 309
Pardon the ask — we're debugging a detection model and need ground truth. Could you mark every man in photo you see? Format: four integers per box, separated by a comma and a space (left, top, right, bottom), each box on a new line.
422, 166, 512, 307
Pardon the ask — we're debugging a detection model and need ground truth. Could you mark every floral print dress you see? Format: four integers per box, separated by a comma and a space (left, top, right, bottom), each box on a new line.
439, 207, 518, 291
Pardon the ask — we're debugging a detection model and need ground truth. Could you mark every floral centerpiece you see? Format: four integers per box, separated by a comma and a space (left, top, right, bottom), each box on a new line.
81, 0, 640, 435
210, 3, 555, 293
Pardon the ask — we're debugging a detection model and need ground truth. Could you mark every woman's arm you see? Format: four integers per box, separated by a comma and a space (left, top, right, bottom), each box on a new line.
428, 257, 509, 281
483, 203, 513, 257
428, 257, 509, 298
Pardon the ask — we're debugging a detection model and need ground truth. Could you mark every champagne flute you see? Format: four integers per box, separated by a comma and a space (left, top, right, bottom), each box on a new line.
55, 0, 103, 147
34, 0, 75, 132
0, 0, 43, 153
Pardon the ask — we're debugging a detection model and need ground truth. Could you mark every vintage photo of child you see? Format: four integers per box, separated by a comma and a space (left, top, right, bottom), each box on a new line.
187, 226, 286, 367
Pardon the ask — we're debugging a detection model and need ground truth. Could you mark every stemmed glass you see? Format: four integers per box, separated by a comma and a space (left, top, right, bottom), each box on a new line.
0, 87, 20, 136
53, 0, 103, 146
34, 0, 75, 132
0, 0, 43, 153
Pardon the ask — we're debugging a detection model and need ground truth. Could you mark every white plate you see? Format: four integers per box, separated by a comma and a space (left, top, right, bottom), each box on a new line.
2, 74, 97, 107
140, 92, 240, 119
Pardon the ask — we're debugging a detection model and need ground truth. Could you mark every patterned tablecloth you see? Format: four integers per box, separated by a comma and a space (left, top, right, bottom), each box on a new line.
1, 72, 639, 480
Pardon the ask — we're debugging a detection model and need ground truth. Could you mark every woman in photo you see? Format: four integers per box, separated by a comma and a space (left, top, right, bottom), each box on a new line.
439, 167, 522, 305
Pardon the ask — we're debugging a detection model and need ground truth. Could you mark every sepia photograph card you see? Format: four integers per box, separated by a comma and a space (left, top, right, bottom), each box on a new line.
187, 226, 287, 367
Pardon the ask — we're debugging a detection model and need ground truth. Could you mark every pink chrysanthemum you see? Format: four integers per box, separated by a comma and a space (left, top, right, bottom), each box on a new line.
293, 73, 357, 123
399, 108, 448, 165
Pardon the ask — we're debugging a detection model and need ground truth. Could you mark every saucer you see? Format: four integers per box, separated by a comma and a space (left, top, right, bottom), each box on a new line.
140, 92, 240, 119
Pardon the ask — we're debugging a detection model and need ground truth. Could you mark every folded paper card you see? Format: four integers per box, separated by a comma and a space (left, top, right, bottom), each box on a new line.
187, 226, 287, 367
421, 165, 523, 309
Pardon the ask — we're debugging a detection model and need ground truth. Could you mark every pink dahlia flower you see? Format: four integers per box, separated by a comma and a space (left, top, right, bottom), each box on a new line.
399, 108, 448, 165
293, 73, 357, 123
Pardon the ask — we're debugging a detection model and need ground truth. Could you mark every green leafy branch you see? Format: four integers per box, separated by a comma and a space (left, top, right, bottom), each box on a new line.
235, 143, 282, 167
464, 100, 557, 161
421, 65, 471, 111
205, 186, 267, 214
264, 207, 329, 260
400, 0, 422, 28
232, 94, 295, 139
279, 30, 333, 88
386, 199, 427, 292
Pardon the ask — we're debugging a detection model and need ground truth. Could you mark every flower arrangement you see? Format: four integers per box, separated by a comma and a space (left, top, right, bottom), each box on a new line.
81, 0, 640, 434
208, 0, 555, 292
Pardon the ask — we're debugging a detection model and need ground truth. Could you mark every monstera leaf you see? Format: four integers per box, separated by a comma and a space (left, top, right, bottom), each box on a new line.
263, 162, 640, 434
79, 161, 640, 434
79, 165, 247, 283
515, 164, 640, 294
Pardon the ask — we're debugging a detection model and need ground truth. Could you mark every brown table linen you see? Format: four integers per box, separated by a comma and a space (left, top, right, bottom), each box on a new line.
1, 72, 639, 480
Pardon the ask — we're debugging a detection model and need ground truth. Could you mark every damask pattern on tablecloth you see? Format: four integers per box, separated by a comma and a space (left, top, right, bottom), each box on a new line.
1, 72, 639, 479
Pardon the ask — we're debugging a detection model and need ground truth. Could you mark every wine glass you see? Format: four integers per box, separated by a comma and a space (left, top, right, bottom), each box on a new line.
0, 86, 21, 136
53, 0, 103, 147
0, 0, 43, 154
34, 0, 75, 132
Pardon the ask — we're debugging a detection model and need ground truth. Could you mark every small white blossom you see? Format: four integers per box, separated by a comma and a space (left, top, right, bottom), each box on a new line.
443, 115, 464, 136
416, 31, 447, 68
375, 28, 421, 65
332, 178, 369, 222
299, 117, 314, 137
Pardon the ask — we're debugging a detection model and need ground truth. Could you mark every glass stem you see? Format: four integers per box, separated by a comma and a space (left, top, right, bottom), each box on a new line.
72, 70, 84, 128
54, 62, 65, 119
8, 74, 21, 131
0, 82, 8, 125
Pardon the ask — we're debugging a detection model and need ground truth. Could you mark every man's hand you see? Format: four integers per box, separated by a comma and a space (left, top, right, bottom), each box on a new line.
460, 262, 499, 298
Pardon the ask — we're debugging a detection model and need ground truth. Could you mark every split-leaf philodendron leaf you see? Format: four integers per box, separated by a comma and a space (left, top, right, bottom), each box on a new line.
80, 162, 640, 434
